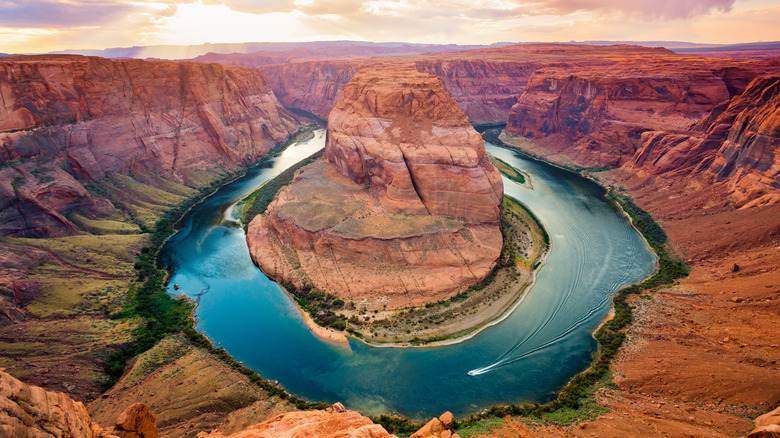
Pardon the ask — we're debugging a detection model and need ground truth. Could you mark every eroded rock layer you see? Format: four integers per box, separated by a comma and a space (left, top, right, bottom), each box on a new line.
324, 68, 503, 222
260, 44, 686, 125
0, 55, 299, 236
505, 59, 779, 168
247, 68, 503, 307
629, 75, 780, 207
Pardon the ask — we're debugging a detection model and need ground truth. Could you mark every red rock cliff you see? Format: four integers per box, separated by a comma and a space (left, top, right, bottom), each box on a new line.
262, 58, 538, 125
247, 67, 503, 307
629, 75, 780, 207
0, 55, 299, 236
505, 58, 779, 168
260, 44, 689, 125
0, 369, 158, 438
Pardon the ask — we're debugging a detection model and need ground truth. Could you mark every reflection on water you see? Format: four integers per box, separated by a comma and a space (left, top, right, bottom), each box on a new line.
161, 131, 656, 420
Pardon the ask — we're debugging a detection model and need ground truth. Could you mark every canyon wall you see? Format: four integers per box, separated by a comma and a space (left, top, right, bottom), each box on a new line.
0, 55, 300, 236
259, 44, 686, 125
262, 58, 552, 124
261, 61, 361, 120
247, 67, 503, 307
629, 75, 780, 207
505, 58, 779, 168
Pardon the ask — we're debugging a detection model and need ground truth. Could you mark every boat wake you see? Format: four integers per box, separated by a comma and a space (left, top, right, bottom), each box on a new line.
467, 216, 642, 377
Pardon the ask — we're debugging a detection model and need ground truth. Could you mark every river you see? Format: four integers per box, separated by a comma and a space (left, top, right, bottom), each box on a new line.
160, 129, 657, 419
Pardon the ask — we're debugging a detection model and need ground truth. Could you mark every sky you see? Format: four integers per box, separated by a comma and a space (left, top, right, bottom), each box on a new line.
1, 0, 779, 54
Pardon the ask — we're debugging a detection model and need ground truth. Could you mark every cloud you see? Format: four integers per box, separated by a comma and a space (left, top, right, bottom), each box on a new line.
223, 0, 737, 21
537, 0, 736, 19
0, 0, 773, 54
0, 0, 138, 27
217, 0, 297, 14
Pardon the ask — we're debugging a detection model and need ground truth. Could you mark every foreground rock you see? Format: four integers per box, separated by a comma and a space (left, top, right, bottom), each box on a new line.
410, 411, 459, 438
248, 67, 503, 308
0, 369, 157, 438
198, 406, 395, 438
747, 406, 780, 437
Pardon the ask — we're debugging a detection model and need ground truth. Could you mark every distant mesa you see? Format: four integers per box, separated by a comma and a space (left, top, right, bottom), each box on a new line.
246, 66, 504, 308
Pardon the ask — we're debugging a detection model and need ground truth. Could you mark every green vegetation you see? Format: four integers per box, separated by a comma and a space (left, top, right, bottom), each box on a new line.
447, 145, 688, 431
241, 149, 323, 226
608, 189, 667, 247
99, 129, 332, 412
101, 167, 253, 387
455, 415, 504, 437
472, 122, 507, 133
372, 414, 424, 436
286, 284, 348, 331
11, 176, 25, 191
482, 129, 614, 173
491, 156, 526, 184
69, 213, 141, 235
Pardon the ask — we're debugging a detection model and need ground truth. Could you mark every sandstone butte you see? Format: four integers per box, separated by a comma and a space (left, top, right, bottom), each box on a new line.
0, 55, 299, 237
247, 67, 504, 308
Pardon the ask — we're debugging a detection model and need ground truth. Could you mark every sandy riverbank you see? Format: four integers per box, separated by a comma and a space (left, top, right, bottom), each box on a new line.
287, 295, 349, 344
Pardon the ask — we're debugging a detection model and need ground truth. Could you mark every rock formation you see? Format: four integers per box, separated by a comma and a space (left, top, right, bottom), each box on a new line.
324, 68, 503, 221
0, 55, 300, 236
747, 406, 780, 437
410, 411, 460, 438
197, 407, 395, 438
502, 54, 780, 167
247, 67, 503, 307
260, 44, 684, 125
628, 75, 780, 207
0, 369, 157, 438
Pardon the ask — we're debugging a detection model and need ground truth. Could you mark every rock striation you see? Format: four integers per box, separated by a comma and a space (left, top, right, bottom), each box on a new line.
0, 55, 299, 236
247, 67, 503, 308
260, 44, 684, 125
324, 68, 503, 221
628, 75, 780, 207
505, 58, 779, 168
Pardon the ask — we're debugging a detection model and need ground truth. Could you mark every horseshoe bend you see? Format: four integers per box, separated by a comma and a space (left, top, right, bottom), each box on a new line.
1, 29, 779, 438
245, 67, 548, 344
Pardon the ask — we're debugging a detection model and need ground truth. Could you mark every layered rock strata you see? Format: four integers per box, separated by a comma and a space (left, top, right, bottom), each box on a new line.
260, 44, 685, 125
247, 68, 503, 307
505, 59, 779, 168
0, 55, 299, 236
629, 75, 780, 207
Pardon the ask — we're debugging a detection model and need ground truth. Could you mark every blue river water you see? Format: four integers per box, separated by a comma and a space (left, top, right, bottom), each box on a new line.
160, 129, 657, 420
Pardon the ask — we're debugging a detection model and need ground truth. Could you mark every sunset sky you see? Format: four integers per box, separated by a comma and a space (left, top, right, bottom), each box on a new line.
1, 0, 779, 54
